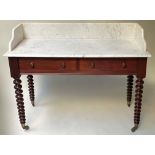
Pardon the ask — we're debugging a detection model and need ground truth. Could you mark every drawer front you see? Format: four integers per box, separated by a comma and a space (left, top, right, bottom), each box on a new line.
19, 58, 77, 73
79, 58, 138, 74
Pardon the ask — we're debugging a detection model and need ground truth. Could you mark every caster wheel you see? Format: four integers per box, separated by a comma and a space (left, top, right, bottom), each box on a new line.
127, 101, 131, 107
131, 125, 138, 132
23, 125, 29, 130
31, 101, 35, 107
21, 124, 30, 130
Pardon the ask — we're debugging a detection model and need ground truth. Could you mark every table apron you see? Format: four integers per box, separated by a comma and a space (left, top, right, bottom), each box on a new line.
9, 57, 147, 77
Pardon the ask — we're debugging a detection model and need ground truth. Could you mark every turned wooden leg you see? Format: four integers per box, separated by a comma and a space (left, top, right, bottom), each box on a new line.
27, 75, 35, 106
13, 76, 29, 130
127, 75, 134, 107
131, 77, 144, 132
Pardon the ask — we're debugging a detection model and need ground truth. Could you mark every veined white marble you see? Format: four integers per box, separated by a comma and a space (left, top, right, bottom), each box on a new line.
4, 23, 151, 57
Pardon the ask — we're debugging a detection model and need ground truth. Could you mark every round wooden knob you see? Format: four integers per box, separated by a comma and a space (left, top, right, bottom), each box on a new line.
90, 62, 95, 68
30, 62, 35, 68
60, 62, 66, 69
122, 61, 127, 69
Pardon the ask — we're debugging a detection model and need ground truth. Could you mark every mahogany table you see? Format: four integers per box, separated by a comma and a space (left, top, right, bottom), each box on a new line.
4, 23, 151, 132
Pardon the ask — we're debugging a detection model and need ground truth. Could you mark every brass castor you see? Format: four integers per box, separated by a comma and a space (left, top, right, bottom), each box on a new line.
21, 124, 30, 130
127, 101, 131, 107
131, 124, 138, 132
31, 101, 35, 107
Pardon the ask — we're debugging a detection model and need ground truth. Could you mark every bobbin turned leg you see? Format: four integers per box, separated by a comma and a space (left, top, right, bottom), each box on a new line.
127, 75, 134, 107
27, 75, 35, 106
13, 76, 29, 130
131, 77, 144, 132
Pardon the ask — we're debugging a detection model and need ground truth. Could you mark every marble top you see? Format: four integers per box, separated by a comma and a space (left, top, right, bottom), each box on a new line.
4, 23, 151, 57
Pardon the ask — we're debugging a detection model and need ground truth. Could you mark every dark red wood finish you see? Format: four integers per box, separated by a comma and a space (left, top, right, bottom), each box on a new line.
131, 77, 144, 132
9, 58, 20, 78
13, 76, 29, 130
8, 57, 147, 132
18, 58, 77, 73
134, 77, 144, 125
127, 75, 134, 107
27, 75, 35, 106
79, 58, 138, 74
16, 57, 147, 76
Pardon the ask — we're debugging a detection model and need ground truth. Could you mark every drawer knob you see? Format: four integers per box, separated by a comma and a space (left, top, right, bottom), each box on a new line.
60, 62, 66, 69
30, 62, 35, 68
90, 62, 95, 68
122, 61, 127, 69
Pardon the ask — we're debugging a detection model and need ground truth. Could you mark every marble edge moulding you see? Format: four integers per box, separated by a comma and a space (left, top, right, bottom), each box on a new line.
3, 22, 151, 57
